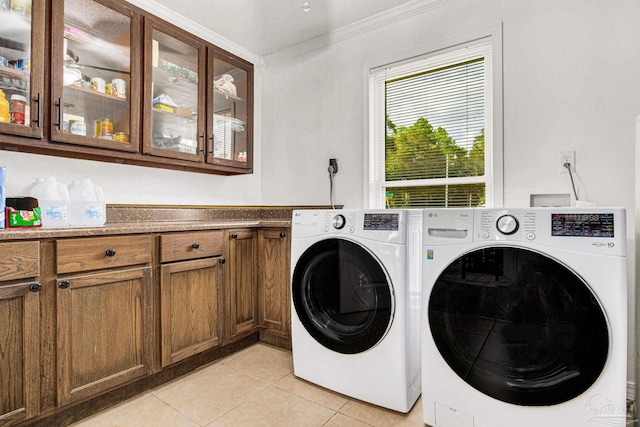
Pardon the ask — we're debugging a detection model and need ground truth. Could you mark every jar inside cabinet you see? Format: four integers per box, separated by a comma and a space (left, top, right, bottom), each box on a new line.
0, 0, 44, 138
208, 53, 251, 167
52, 0, 139, 151
143, 21, 205, 161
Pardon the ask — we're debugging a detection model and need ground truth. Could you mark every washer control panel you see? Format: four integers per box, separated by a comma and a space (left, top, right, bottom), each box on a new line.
551, 213, 614, 237
477, 210, 537, 241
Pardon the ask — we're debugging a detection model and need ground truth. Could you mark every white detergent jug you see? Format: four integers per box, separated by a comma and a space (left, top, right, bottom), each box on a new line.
23, 177, 70, 227
68, 179, 105, 226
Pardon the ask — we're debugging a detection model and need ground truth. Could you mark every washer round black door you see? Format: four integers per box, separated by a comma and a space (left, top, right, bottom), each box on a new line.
429, 246, 609, 406
292, 238, 394, 354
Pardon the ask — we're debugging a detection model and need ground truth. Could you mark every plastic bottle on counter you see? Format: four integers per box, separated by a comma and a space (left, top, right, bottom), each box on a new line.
10, 94, 26, 125
23, 176, 70, 227
68, 179, 105, 226
0, 89, 9, 123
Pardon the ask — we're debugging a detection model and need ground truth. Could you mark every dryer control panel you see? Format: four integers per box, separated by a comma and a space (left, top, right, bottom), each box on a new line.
363, 213, 399, 231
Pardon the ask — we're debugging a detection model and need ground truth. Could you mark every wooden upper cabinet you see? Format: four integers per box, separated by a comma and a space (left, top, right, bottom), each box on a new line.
0, 0, 254, 175
0, 0, 45, 139
206, 49, 253, 171
142, 16, 206, 162
50, 0, 141, 152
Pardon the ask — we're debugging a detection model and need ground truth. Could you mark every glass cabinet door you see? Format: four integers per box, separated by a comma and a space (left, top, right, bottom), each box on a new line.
0, 0, 44, 138
207, 50, 252, 169
51, 0, 140, 152
143, 18, 205, 162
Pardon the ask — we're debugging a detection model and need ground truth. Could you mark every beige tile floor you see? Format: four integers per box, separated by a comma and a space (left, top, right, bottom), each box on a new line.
71, 343, 425, 427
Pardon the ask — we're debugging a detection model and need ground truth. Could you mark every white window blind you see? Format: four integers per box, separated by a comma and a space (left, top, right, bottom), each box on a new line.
368, 41, 493, 209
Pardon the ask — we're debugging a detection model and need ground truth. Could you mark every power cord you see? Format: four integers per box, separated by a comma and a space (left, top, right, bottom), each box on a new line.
328, 165, 336, 209
564, 162, 579, 201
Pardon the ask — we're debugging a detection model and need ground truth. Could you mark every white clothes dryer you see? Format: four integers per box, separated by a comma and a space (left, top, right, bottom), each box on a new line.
291, 209, 422, 413
421, 208, 627, 427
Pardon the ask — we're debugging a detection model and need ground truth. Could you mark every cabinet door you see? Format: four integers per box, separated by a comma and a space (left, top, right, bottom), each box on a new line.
226, 229, 258, 342
258, 229, 291, 341
51, 0, 141, 152
143, 17, 205, 162
56, 267, 152, 406
0, 281, 40, 424
160, 257, 223, 367
207, 48, 252, 170
0, 0, 44, 138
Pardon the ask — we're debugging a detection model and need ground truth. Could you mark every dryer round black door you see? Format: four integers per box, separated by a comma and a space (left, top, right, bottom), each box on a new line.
429, 246, 609, 406
292, 238, 394, 354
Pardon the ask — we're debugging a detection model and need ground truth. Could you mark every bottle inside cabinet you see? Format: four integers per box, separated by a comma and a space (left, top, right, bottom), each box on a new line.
150, 30, 199, 155
211, 57, 248, 163
0, 1, 32, 127
61, 0, 131, 142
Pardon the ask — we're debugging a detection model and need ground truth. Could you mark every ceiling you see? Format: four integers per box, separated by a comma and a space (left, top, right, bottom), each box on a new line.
151, 0, 421, 56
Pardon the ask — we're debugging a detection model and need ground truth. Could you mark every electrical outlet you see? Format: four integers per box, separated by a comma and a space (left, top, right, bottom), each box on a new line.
560, 151, 576, 173
329, 158, 339, 175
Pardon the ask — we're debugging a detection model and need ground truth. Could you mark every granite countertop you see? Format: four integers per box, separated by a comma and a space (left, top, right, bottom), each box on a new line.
0, 205, 310, 241
0, 219, 291, 241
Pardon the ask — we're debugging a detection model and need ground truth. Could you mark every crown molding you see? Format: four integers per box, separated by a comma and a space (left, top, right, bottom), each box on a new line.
125, 0, 262, 65
263, 0, 458, 65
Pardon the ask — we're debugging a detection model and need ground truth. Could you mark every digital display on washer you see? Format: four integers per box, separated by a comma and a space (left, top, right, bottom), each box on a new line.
551, 213, 614, 237
363, 213, 399, 231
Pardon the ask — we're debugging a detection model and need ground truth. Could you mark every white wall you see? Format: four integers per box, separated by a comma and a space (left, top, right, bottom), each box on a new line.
260, 0, 640, 209
259, 0, 640, 391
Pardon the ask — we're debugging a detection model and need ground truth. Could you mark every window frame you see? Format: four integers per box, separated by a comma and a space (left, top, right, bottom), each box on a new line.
364, 26, 503, 209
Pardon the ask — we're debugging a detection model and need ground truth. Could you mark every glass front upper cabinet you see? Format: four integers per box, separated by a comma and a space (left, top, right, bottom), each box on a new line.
51, 0, 140, 152
0, 0, 44, 138
207, 51, 252, 170
143, 17, 205, 162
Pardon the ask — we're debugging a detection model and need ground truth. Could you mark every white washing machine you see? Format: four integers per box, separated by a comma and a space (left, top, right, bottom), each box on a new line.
421, 208, 628, 427
291, 209, 422, 413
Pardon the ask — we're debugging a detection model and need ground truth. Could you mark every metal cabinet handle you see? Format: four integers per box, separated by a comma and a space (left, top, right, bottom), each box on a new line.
219, 257, 226, 264
34, 92, 41, 127
192, 242, 200, 249
58, 280, 70, 289
30, 282, 42, 292
231, 233, 238, 239
56, 97, 62, 130
105, 248, 116, 257
279, 232, 286, 238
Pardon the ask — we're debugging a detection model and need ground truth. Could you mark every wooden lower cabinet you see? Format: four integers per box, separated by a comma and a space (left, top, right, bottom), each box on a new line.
0, 281, 41, 425
160, 257, 224, 366
258, 228, 291, 344
0, 222, 294, 425
56, 267, 153, 406
225, 229, 258, 343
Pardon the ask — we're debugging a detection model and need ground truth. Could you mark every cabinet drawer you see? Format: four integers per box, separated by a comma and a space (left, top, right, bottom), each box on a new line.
56, 235, 152, 274
0, 241, 39, 281
160, 231, 223, 263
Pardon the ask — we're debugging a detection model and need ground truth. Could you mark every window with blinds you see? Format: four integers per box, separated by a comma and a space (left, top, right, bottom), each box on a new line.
368, 41, 493, 209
